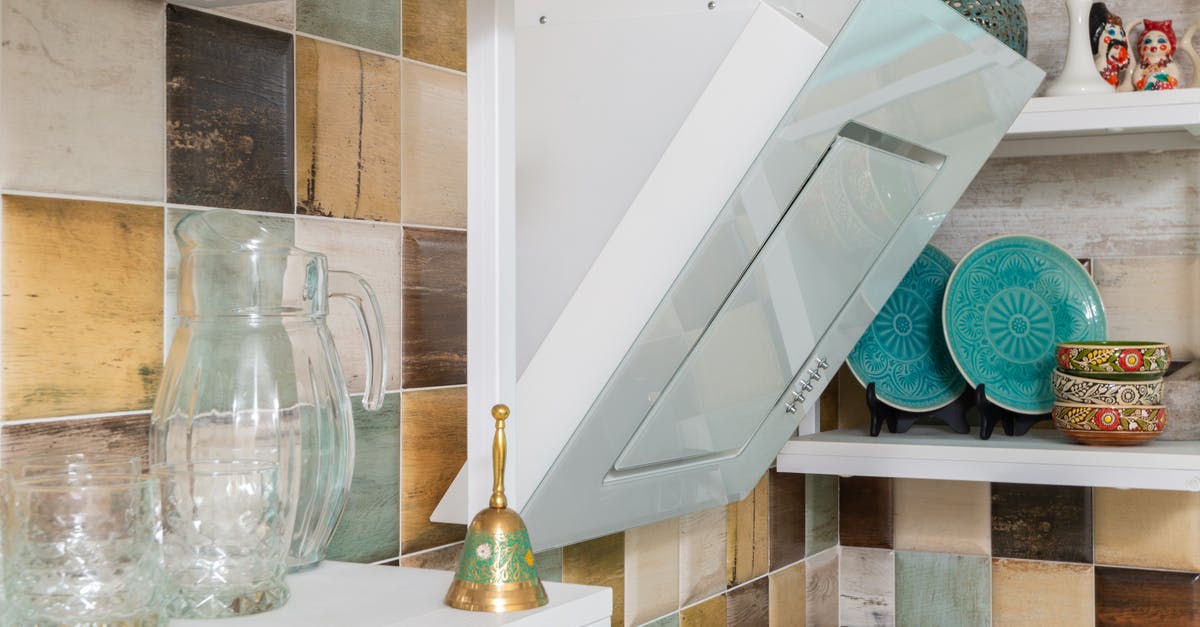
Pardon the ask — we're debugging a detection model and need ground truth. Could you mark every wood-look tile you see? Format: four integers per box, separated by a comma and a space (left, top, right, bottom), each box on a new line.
296, 0, 400, 55
680, 594, 726, 627
2, 196, 163, 420
563, 532, 625, 627
727, 577, 769, 627
402, 0, 465, 72
399, 387, 466, 554
837, 366, 870, 430
839, 547, 896, 627
643, 614, 680, 627
991, 483, 1092, 563
534, 547, 563, 583
215, 0, 294, 30
1095, 566, 1200, 627
991, 558, 1092, 627
770, 469, 805, 571
0, 413, 150, 466
167, 6, 293, 213
400, 61, 467, 229
769, 561, 806, 627
0, 0, 164, 201
1095, 488, 1200, 571
625, 518, 680, 626
818, 373, 838, 432
894, 479, 990, 556
399, 542, 461, 571
895, 552, 990, 627
727, 473, 769, 587
296, 37, 402, 222
805, 548, 838, 627
679, 506, 726, 607
840, 476, 894, 549
296, 217, 402, 393
805, 474, 838, 557
326, 393, 400, 563
1094, 257, 1200, 361
401, 227, 466, 388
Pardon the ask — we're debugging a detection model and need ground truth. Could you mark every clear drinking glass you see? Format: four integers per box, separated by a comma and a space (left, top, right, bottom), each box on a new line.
5, 452, 142, 479
157, 460, 289, 618
4, 474, 165, 627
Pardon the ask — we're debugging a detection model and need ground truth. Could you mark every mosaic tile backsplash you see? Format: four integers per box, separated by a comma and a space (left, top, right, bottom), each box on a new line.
2, 1, 1199, 626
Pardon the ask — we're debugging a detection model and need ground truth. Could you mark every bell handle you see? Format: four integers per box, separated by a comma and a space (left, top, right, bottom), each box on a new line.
329, 270, 387, 411
490, 404, 509, 509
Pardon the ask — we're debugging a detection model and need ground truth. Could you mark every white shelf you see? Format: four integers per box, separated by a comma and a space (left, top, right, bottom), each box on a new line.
173, 561, 612, 627
777, 426, 1200, 492
994, 88, 1200, 158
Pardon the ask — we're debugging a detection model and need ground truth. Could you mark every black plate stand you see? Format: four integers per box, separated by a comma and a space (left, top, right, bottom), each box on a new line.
867, 382, 973, 436
975, 384, 1051, 440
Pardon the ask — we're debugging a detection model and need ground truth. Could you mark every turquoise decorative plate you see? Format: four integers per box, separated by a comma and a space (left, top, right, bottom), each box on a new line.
847, 245, 966, 412
942, 235, 1107, 414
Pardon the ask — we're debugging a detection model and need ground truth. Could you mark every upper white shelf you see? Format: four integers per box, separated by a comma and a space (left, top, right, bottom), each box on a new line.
777, 426, 1200, 492
994, 88, 1200, 158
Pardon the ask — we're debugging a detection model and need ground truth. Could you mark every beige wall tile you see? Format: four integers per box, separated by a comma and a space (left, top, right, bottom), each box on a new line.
805, 548, 838, 627
1094, 256, 1200, 360
727, 473, 770, 587
625, 517, 680, 626
839, 547, 895, 627
679, 506, 727, 607
991, 558, 1093, 627
894, 479, 990, 555
215, 0, 294, 30
1, 0, 165, 200
1095, 488, 1200, 571
769, 561, 806, 627
401, 61, 466, 228
680, 594, 726, 627
563, 532, 625, 627
400, 387, 467, 554
2, 196, 163, 420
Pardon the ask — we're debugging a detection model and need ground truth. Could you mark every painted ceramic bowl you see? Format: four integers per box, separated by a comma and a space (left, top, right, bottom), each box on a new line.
1055, 341, 1170, 380
1050, 369, 1164, 405
1052, 402, 1167, 446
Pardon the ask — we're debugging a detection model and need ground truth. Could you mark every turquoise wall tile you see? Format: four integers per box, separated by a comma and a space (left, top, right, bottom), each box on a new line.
895, 552, 990, 627
326, 393, 400, 563
297, 0, 400, 55
534, 547, 564, 583
641, 613, 680, 627
806, 474, 839, 556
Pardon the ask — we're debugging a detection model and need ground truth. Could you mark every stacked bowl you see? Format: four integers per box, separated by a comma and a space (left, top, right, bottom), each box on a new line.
1051, 341, 1171, 445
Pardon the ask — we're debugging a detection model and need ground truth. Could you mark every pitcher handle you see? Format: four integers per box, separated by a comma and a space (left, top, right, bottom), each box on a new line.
329, 270, 387, 411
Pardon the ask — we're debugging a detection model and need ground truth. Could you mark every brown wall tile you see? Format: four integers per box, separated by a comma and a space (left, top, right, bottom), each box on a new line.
563, 532, 625, 627
727, 473, 769, 587
727, 577, 769, 627
991, 483, 1092, 563
769, 469, 805, 570
399, 542, 461, 571
992, 558, 1093, 627
1, 414, 150, 464
402, 0, 466, 72
400, 387, 466, 553
769, 561, 806, 627
679, 506, 726, 607
681, 594, 727, 627
400, 61, 467, 229
839, 476, 893, 549
401, 228, 467, 388
1095, 566, 1200, 627
167, 6, 294, 213
1095, 488, 1200, 571
2, 196, 163, 420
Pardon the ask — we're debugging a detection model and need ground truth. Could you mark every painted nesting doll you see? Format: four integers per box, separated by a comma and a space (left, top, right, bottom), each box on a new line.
1131, 19, 1182, 90
1090, 3, 1130, 89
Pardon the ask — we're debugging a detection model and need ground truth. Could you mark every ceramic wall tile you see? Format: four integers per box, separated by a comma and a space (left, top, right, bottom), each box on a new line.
643, 614, 680, 627
296, 37, 402, 222
727, 473, 769, 587
296, 0, 400, 55
836, 366, 871, 429
400, 61, 467, 229
818, 375, 839, 432
680, 594, 727, 627
805, 474, 838, 557
295, 217, 403, 393
679, 506, 727, 607
805, 548, 838, 627
727, 577, 769, 627
991, 558, 1092, 627
768, 561, 805, 627
215, 0, 295, 30
0, 0, 164, 201
1093, 257, 1200, 360
563, 532, 625, 627
0, 413, 150, 464
402, 0, 466, 72
401, 227, 467, 388
625, 518, 680, 626
895, 552, 990, 627
991, 483, 1092, 563
931, 151, 1200, 260
1094, 488, 1200, 571
400, 387, 466, 554
894, 479, 990, 556
770, 469, 805, 571
399, 543, 461, 571
534, 547, 563, 583
326, 393, 400, 563
839, 547, 896, 627
2, 196, 162, 420
839, 476, 893, 549
167, 6, 294, 213
1095, 566, 1200, 627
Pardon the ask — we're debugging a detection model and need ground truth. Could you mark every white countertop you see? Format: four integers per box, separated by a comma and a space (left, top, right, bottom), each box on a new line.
172, 561, 612, 627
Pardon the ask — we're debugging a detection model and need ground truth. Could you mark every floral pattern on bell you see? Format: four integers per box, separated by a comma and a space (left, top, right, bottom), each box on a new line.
941, 0, 1028, 56
456, 527, 539, 585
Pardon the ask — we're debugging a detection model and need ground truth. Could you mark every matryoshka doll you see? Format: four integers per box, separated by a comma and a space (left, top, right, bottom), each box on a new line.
1090, 3, 1130, 90
1129, 19, 1191, 90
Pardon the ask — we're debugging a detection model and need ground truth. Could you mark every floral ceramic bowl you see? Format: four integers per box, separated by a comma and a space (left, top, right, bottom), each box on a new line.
1055, 341, 1171, 380
1052, 402, 1167, 446
1050, 369, 1164, 405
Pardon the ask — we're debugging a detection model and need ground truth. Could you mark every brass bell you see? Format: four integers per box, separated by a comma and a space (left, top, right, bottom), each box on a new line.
445, 404, 549, 612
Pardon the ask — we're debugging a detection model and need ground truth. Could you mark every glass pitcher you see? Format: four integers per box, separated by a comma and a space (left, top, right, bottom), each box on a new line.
150, 210, 385, 571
